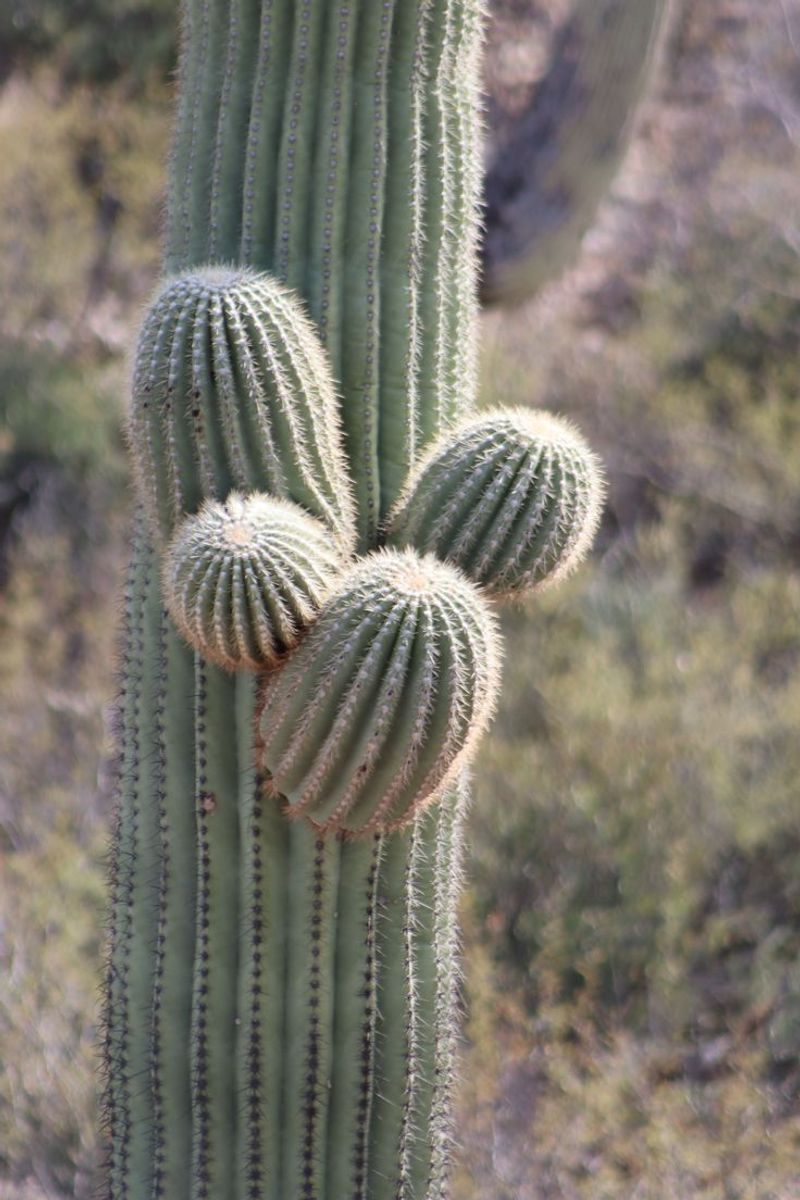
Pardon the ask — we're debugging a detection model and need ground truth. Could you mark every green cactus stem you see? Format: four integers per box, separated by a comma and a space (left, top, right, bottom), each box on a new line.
103, 2, 604, 1198
107, 5, 487, 1198
258, 549, 500, 834
388, 408, 604, 597
163, 492, 347, 671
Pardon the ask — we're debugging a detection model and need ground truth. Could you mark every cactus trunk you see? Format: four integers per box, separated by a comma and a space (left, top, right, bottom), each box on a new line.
105, 3, 485, 1198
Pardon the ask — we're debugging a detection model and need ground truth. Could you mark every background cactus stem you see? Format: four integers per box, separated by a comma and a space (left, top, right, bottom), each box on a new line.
481, 0, 667, 304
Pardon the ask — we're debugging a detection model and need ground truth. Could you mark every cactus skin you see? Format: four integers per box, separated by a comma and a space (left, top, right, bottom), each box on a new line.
388, 409, 605, 597
258, 550, 500, 834
103, 2, 605, 1198
129, 266, 355, 546
163, 493, 347, 671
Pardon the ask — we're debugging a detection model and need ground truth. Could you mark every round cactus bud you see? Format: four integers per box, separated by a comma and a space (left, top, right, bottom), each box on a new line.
257, 549, 501, 835
163, 492, 346, 671
129, 266, 355, 546
388, 408, 604, 596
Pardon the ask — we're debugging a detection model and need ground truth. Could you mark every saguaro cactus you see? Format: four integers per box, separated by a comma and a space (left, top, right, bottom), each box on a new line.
103, 3, 605, 1199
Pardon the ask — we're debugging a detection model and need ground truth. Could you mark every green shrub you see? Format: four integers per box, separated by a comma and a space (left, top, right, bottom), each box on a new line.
0, 0, 175, 88
0, 340, 126, 481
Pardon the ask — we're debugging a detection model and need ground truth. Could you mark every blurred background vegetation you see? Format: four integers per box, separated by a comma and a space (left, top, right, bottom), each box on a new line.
1, 1, 799, 1197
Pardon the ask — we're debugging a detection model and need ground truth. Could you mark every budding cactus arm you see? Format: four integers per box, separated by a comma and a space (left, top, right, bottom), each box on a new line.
257, 551, 501, 834
130, 269, 355, 546
163, 494, 344, 670
388, 409, 605, 597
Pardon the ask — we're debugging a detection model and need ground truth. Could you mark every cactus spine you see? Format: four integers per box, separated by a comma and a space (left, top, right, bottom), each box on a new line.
104, 3, 602, 1199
